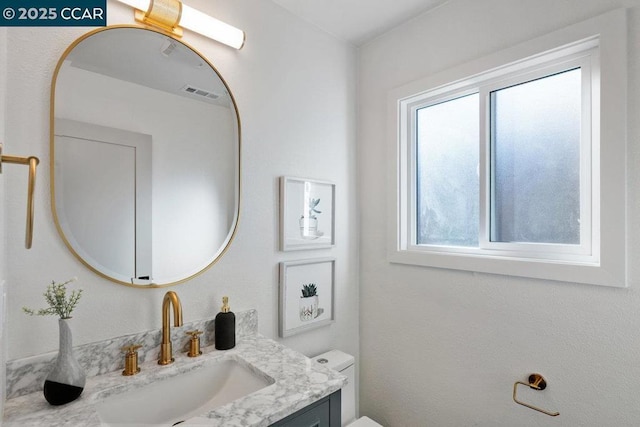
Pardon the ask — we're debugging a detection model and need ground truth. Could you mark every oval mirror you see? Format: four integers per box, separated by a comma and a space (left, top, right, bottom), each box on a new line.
51, 26, 240, 287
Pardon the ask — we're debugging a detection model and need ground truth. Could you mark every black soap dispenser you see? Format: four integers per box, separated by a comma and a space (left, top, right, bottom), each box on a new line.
215, 296, 235, 350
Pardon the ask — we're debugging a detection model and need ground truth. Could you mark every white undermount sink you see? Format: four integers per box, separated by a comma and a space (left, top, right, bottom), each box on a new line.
95, 358, 275, 426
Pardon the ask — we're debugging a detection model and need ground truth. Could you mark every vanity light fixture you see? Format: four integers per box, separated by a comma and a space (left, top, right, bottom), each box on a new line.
114, 0, 245, 49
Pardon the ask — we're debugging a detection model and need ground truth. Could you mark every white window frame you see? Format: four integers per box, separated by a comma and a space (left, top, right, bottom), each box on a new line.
388, 9, 627, 287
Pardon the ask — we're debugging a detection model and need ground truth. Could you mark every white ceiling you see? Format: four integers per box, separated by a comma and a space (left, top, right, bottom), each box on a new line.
271, 0, 448, 46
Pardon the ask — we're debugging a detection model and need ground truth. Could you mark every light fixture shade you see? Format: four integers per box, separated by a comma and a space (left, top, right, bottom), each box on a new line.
181, 5, 245, 49
114, 0, 245, 49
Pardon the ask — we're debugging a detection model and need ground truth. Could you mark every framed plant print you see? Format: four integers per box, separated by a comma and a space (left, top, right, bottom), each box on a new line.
279, 258, 335, 337
280, 176, 335, 251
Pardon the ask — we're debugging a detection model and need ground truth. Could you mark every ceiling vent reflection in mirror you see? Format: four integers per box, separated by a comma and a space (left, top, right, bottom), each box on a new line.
182, 85, 221, 100
115, 0, 245, 49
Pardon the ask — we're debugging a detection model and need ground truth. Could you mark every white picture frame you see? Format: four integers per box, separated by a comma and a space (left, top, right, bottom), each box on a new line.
280, 176, 335, 251
279, 258, 335, 337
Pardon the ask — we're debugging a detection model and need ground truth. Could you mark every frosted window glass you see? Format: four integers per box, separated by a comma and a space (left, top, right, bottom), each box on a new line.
490, 68, 581, 244
416, 94, 479, 246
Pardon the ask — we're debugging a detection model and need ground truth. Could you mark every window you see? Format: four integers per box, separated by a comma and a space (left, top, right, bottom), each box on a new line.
411, 62, 590, 260
489, 68, 582, 247
416, 93, 479, 248
390, 10, 627, 287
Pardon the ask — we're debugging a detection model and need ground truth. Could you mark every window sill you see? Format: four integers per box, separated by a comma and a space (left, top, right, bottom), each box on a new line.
388, 247, 625, 287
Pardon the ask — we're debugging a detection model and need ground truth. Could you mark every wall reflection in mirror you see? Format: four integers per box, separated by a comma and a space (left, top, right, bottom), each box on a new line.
51, 27, 240, 287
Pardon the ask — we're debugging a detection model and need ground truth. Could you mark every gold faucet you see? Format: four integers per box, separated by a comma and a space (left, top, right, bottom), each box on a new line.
158, 291, 183, 365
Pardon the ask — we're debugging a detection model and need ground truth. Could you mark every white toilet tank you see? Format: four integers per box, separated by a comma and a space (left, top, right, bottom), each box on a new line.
313, 350, 356, 426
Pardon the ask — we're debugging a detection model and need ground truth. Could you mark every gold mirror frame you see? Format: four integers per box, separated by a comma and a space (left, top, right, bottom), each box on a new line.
50, 25, 241, 288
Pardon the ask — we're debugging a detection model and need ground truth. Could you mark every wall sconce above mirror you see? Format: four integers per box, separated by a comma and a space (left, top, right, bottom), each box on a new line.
115, 0, 245, 49
51, 26, 241, 288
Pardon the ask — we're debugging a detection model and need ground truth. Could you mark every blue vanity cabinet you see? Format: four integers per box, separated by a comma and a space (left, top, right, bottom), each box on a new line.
270, 390, 341, 427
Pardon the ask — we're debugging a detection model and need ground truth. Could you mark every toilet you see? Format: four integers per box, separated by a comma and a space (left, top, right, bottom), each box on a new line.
312, 350, 382, 427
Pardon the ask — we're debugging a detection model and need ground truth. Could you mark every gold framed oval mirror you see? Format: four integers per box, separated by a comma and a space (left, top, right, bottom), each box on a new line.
51, 26, 240, 288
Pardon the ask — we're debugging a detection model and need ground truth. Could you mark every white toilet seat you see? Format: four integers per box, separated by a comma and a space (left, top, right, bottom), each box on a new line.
348, 416, 383, 426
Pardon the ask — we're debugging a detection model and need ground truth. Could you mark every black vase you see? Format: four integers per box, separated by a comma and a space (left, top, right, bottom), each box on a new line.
43, 318, 86, 405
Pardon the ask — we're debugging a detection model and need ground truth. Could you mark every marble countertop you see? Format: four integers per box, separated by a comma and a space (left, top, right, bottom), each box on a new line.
3, 333, 346, 426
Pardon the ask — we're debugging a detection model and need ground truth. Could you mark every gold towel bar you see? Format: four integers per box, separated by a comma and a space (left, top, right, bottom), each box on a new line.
513, 373, 559, 417
0, 143, 39, 249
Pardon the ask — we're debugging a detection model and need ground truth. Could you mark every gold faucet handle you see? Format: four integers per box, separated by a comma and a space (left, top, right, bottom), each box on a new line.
121, 344, 142, 376
186, 330, 203, 357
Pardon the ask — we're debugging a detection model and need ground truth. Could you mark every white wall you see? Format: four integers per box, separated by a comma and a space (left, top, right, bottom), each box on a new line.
358, 0, 640, 425
4, 0, 358, 372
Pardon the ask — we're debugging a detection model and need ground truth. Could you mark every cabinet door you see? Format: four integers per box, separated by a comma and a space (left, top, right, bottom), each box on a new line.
270, 390, 341, 427
278, 399, 329, 427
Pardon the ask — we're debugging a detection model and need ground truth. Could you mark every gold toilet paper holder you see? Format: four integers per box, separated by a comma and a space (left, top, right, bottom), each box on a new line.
513, 373, 559, 417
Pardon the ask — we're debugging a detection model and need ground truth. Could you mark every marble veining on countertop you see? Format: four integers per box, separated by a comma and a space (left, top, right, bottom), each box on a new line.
3, 330, 346, 426
6, 310, 258, 399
